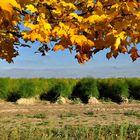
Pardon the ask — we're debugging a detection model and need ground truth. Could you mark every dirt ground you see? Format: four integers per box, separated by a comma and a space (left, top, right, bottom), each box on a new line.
0, 101, 140, 129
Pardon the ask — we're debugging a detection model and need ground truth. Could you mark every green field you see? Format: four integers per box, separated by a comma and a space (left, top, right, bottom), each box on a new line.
0, 77, 140, 139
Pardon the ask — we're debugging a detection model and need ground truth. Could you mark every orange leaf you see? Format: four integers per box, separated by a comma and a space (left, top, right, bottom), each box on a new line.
53, 45, 65, 51
75, 54, 84, 64
106, 52, 113, 59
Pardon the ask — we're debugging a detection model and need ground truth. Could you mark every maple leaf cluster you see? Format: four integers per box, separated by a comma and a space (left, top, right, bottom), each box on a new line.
0, 0, 140, 63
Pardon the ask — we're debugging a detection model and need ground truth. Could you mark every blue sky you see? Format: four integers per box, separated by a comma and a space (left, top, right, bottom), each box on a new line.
0, 40, 139, 69
0, 41, 140, 78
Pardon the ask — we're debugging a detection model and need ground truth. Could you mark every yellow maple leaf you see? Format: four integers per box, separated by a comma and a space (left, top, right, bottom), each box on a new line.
26, 4, 38, 13
85, 14, 107, 24
52, 9, 62, 16
111, 3, 119, 10
69, 13, 83, 22
71, 35, 87, 46
24, 23, 38, 30
44, 23, 52, 30
87, 0, 94, 8
58, 30, 67, 38
114, 31, 126, 40
60, 1, 77, 10
37, 34, 44, 42
0, 0, 21, 13
134, 11, 140, 19
114, 37, 121, 50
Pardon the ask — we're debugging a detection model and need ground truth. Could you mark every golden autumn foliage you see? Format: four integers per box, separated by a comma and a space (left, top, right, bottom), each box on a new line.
0, 0, 140, 63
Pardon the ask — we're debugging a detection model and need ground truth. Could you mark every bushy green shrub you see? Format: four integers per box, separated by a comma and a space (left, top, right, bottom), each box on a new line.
6, 79, 21, 102
97, 79, 109, 99
18, 80, 39, 98
126, 78, 140, 100
40, 80, 73, 102
71, 78, 99, 103
46, 78, 58, 91
8, 79, 20, 92
98, 79, 129, 103
39, 78, 48, 91
111, 79, 129, 102
0, 78, 10, 99
1, 78, 140, 103
58, 80, 72, 97
32, 78, 48, 95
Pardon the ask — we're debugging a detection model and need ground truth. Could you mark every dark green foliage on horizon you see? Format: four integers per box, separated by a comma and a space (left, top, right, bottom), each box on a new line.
0, 78, 140, 103
71, 78, 99, 103
0, 78, 10, 99
126, 78, 140, 100
97, 79, 109, 99
40, 84, 61, 102
40, 79, 77, 102
98, 79, 129, 103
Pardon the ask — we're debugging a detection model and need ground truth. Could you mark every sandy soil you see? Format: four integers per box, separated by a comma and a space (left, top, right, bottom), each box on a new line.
0, 101, 140, 128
